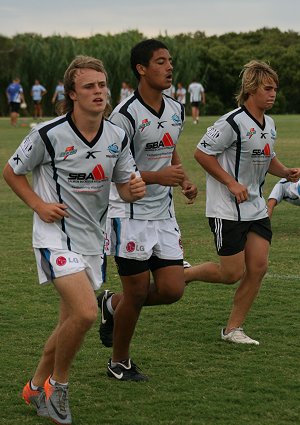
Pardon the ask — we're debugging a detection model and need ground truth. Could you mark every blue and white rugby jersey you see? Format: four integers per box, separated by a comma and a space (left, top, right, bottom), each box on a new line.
8, 113, 138, 254
7, 82, 23, 103
197, 106, 277, 221
268, 179, 300, 206
108, 89, 185, 220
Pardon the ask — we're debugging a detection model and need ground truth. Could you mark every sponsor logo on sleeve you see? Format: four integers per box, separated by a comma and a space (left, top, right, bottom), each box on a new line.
206, 126, 220, 140
20, 137, 33, 158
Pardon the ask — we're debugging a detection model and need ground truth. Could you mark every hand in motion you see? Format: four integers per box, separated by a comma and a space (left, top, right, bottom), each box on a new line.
286, 168, 300, 182
182, 180, 198, 204
227, 180, 249, 204
158, 164, 185, 186
129, 173, 146, 200
35, 202, 69, 223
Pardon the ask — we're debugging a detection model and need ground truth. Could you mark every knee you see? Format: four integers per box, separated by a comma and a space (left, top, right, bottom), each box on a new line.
222, 269, 244, 285
250, 261, 268, 279
159, 283, 185, 304
128, 289, 148, 310
77, 304, 98, 330
43, 343, 56, 358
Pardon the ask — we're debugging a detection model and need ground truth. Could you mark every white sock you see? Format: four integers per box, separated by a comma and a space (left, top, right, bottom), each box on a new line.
30, 380, 39, 390
111, 359, 129, 367
106, 296, 114, 315
50, 377, 68, 387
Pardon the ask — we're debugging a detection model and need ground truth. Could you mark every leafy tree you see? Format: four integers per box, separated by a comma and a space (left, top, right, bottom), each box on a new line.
1, 28, 300, 116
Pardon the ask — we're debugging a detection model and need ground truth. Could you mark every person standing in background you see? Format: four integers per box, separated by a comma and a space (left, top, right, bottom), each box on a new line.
6, 77, 25, 126
52, 80, 65, 104
119, 81, 130, 103
188, 78, 205, 124
163, 83, 175, 98
176, 82, 186, 105
31, 79, 47, 119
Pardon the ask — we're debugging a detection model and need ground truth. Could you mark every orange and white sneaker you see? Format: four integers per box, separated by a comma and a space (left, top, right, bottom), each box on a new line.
22, 380, 49, 417
44, 376, 72, 424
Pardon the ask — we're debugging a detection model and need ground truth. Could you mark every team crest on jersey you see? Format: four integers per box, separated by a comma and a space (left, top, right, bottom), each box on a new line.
60, 145, 77, 160
171, 113, 181, 126
246, 128, 256, 139
139, 118, 151, 132
108, 143, 119, 154
106, 143, 119, 158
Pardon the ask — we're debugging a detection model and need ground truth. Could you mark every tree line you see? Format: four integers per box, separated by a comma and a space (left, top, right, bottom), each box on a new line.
1, 27, 300, 116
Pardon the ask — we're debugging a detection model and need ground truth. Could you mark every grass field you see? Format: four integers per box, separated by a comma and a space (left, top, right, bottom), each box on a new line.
0, 115, 299, 425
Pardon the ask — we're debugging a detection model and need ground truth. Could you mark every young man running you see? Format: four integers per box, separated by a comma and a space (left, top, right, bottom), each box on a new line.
98, 39, 197, 380
185, 60, 300, 345
3, 55, 145, 424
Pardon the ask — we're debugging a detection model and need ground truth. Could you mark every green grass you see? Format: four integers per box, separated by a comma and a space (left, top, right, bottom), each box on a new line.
0, 115, 299, 425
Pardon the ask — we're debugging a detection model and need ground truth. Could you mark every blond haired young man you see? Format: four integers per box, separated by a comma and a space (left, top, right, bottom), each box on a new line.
3, 55, 145, 424
185, 60, 300, 345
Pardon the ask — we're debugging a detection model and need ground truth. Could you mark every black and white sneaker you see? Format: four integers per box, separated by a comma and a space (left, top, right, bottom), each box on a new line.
97, 289, 114, 347
107, 358, 149, 382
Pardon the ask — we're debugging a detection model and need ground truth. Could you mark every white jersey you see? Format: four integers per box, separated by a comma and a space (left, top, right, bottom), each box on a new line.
108, 90, 185, 220
268, 179, 300, 206
8, 113, 137, 254
119, 87, 130, 102
176, 87, 186, 104
188, 82, 204, 102
163, 85, 175, 98
197, 106, 277, 221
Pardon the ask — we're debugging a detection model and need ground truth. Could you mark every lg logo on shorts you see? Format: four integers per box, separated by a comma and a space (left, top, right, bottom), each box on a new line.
56, 256, 67, 266
56, 256, 80, 266
126, 241, 145, 252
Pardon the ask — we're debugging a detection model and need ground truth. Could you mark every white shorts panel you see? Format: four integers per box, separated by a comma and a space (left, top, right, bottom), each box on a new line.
105, 218, 183, 261
34, 248, 105, 290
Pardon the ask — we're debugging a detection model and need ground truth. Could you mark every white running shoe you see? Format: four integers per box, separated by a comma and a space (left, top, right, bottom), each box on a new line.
183, 260, 191, 269
221, 327, 259, 345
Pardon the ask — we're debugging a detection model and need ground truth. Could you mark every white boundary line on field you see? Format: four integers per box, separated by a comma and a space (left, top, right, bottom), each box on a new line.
265, 273, 300, 281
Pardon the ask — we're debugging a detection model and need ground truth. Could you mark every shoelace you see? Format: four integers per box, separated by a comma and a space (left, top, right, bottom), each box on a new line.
56, 386, 68, 413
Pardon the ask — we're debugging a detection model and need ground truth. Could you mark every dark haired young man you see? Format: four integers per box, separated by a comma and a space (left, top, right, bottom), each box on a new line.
99, 39, 197, 381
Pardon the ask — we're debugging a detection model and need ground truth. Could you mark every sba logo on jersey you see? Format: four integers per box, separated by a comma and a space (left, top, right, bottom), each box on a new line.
69, 164, 107, 181
145, 132, 175, 150
68, 164, 108, 191
252, 143, 271, 157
